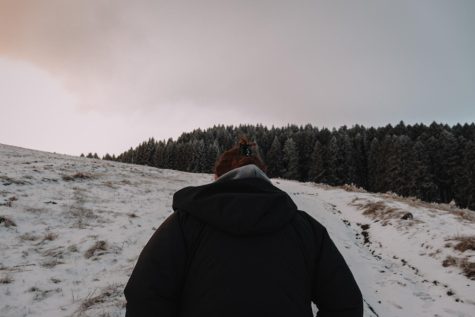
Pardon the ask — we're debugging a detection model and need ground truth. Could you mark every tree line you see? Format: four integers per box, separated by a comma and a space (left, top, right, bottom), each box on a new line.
93, 121, 475, 210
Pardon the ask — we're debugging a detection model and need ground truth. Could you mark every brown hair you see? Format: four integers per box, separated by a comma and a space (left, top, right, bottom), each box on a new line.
214, 137, 267, 177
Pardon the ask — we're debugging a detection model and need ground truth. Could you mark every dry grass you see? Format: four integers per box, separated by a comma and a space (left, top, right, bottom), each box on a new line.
337, 184, 368, 193
315, 182, 474, 222
442, 256, 457, 267
84, 240, 108, 259
41, 259, 65, 268
0, 274, 13, 284
78, 284, 123, 314
43, 232, 58, 242
42, 246, 64, 258
377, 193, 475, 222
447, 235, 475, 253
442, 255, 475, 280
0, 215, 16, 227
19, 232, 40, 241
24, 207, 47, 214
70, 206, 97, 229
350, 199, 415, 223
28, 286, 61, 301
102, 181, 118, 189
68, 244, 79, 252
0, 196, 18, 207
0, 175, 30, 185
460, 258, 475, 280
120, 179, 132, 185
69, 187, 100, 228
62, 172, 93, 181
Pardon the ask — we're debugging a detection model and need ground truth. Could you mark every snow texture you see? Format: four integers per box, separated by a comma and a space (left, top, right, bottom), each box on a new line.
0, 143, 474, 317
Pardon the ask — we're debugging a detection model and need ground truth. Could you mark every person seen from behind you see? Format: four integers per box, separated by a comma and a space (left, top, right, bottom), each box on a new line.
124, 137, 363, 316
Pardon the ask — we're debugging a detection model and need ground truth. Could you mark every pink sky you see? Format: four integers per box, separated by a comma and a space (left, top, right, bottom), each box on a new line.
1, 0, 474, 156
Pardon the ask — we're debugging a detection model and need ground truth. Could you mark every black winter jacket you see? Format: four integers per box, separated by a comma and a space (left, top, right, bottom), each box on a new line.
124, 166, 363, 317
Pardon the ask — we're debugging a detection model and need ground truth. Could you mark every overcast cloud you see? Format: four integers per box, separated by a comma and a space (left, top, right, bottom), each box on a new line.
0, 0, 474, 155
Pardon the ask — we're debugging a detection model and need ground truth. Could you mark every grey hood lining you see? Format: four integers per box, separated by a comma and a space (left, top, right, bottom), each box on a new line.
215, 164, 270, 184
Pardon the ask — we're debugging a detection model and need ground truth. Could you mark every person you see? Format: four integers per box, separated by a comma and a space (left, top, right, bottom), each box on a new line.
124, 138, 363, 317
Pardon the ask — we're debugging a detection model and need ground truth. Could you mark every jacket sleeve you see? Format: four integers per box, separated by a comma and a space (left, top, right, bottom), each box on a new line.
124, 212, 187, 317
311, 222, 363, 317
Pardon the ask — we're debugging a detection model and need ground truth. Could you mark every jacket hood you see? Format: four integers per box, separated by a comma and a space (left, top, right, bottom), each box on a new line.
172, 165, 297, 235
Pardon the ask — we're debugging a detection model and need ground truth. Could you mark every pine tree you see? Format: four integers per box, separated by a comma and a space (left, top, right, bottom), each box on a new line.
308, 140, 325, 182
387, 135, 415, 197
205, 140, 220, 173
282, 138, 300, 180
412, 139, 437, 201
341, 132, 356, 185
367, 138, 381, 191
353, 132, 368, 188
325, 135, 340, 185
109, 123, 474, 210
454, 140, 475, 208
464, 141, 475, 209
266, 136, 283, 178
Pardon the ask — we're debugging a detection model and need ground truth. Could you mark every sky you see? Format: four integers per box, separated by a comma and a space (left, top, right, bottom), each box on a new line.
0, 0, 474, 156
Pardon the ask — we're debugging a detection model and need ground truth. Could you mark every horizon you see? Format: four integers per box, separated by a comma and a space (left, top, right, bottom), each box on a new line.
1, 120, 472, 158
1, 1, 474, 156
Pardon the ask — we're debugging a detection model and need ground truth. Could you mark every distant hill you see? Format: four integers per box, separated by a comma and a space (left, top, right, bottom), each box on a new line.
109, 122, 475, 211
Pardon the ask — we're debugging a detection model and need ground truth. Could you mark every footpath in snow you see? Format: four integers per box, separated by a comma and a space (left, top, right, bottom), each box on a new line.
0, 144, 474, 316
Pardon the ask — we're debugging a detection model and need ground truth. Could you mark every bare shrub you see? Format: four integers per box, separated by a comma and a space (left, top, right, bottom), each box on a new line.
84, 240, 108, 259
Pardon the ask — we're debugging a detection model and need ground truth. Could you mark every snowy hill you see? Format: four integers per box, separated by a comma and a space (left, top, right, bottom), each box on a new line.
0, 143, 474, 317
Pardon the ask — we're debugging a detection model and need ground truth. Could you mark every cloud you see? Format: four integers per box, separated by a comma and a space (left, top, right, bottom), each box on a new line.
0, 0, 474, 128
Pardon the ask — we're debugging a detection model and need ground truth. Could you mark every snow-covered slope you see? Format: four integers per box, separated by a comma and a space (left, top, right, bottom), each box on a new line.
0, 144, 474, 317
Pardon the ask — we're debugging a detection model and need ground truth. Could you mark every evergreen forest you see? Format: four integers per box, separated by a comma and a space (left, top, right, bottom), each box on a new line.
94, 122, 475, 210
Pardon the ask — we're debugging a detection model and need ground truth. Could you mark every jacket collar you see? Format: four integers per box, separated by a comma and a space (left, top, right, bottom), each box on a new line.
215, 164, 271, 183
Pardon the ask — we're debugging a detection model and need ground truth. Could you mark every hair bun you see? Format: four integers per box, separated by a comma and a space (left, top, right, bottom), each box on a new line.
214, 136, 267, 177
239, 143, 252, 157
